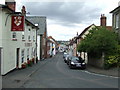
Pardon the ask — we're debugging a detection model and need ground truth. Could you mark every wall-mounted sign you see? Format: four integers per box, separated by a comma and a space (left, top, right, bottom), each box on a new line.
11, 16, 24, 31
25, 43, 32, 47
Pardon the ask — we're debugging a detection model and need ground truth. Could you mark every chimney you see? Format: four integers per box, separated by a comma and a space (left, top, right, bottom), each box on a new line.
21, 6, 26, 16
77, 32, 78, 36
100, 14, 106, 27
5, 0, 16, 12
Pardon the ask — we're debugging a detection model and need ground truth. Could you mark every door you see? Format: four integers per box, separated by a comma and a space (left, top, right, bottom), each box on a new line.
0, 48, 1, 74
16, 48, 20, 68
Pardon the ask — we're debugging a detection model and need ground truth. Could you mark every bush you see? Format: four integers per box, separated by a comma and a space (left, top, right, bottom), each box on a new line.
104, 55, 118, 69
27, 60, 32, 67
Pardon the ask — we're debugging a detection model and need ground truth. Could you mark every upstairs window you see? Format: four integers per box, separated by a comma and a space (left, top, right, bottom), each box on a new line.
12, 32, 16, 39
115, 14, 119, 29
33, 36, 35, 41
22, 32, 25, 40
28, 35, 31, 41
29, 28, 31, 31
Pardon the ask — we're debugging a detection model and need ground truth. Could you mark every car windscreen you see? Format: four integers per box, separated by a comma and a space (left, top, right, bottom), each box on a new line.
71, 57, 79, 62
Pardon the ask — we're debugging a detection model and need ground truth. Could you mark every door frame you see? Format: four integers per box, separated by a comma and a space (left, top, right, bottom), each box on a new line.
16, 48, 20, 69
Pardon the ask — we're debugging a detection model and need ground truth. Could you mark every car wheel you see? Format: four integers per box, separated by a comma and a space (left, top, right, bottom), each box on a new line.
69, 65, 72, 69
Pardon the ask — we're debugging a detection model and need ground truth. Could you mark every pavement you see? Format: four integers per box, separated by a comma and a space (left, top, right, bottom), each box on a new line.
2, 56, 119, 88
86, 65, 119, 77
2, 59, 49, 88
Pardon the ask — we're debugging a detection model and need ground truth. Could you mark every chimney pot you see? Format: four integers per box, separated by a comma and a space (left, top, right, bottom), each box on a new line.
21, 5, 26, 16
100, 14, 107, 27
5, 0, 16, 11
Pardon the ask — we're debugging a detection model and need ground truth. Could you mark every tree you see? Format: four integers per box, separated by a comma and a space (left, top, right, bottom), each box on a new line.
77, 27, 118, 56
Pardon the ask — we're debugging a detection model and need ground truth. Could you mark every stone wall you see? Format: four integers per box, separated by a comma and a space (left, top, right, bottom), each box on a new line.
87, 53, 104, 68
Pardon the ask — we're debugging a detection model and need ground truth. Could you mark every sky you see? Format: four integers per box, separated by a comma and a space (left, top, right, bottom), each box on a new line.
0, 0, 120, 41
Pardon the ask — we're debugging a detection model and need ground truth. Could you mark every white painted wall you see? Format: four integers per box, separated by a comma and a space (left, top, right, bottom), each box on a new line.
80, 24, 96, 64
37, 36, 40, 60
1, 9, 37, 75
0, 9, 2, 47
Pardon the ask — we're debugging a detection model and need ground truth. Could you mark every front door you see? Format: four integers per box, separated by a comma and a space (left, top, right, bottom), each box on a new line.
16, 48, 20, 68
0, 48, 1, 74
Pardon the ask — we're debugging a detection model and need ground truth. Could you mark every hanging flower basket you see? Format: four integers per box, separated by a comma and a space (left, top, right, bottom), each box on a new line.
32, 58, 35, 64
21, 62, 27, 69
27, 60, 32, 67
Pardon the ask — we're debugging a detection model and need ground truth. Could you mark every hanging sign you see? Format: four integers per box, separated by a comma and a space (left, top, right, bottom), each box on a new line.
11, 16, 24, 31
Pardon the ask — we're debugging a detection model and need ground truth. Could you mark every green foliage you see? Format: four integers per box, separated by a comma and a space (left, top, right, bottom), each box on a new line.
77, 27, 118, 55
104, 55, 119, 69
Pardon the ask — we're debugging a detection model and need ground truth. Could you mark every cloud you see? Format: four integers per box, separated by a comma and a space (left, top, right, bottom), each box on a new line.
17, 0, 119, 40
22, 2, 102, 27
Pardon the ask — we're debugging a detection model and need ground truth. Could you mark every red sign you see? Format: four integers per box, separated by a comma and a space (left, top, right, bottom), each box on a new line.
11, 16, 24, 31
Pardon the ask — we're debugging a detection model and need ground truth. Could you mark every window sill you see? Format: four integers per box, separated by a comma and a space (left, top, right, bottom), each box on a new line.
12, 38, 17, 41
22, 40, 25, 41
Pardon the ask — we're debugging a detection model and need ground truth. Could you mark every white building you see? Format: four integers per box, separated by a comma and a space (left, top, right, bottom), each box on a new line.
0, 1, 38, 75
27, 16, 47, 60
48, 36, 57, 57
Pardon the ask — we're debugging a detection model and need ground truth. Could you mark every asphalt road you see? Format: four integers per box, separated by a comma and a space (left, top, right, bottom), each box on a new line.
21, 53, 118, 88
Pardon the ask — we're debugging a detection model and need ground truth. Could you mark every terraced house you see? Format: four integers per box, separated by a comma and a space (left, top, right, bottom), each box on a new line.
110, 2, 120, 41
0, 0, 38, 75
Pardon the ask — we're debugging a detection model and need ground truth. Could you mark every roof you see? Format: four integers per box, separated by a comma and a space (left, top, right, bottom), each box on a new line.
96, 26, 112, 31
27, 16, 47, 35
77, 24, 112, 40
77, 24, 96, 39
0, 4, 38, 30
48, 36, 58, 44
110, 6, 120, 13
0, 4, 14, 12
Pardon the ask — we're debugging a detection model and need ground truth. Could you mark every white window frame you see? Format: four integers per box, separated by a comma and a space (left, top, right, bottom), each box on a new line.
28, 35, 30, 41
27, 48, 29, 59
12, 32, 17, 39
115, 13, 119, 29
22, 32, 25, 40
21, 49, 25, 63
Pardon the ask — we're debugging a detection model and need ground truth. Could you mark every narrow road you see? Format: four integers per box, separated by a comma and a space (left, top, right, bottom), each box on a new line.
21, 53, 118, 88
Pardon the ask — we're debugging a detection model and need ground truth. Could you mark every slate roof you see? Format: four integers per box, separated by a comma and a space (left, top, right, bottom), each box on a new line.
27, 16, 47, 35
0, 4, 38, 29
110, 6, 120, 13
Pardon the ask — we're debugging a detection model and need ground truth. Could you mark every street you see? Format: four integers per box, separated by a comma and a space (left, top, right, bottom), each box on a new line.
4, 52, 117, 88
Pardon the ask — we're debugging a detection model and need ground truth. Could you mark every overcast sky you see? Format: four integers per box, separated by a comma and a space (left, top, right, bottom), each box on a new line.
1, 0, 120, 41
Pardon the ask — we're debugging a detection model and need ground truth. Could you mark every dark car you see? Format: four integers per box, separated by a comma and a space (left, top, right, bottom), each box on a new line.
68, 56, 86, 69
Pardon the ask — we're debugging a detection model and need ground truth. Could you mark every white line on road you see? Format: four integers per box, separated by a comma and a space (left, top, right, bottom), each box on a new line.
82, 70, 119, 78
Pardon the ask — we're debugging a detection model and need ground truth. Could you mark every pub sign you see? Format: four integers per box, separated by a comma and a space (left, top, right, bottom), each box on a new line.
11, 16, 24, 31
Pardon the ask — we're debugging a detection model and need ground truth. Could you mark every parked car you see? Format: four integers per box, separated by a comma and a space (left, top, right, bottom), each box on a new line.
64, 54, 69, 63
68, 56, 86, 69
63, 52, 68, 59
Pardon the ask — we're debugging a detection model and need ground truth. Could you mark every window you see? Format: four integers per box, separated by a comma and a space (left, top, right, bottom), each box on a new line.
27, 49, 29, 59
22, 32, 25, 40
115, 14, 119, 29
29, 28, 31, 31
21, 50, 24, 63
12, 32, 16, 39
33, 36, 35, 41
28, 35, 30, 41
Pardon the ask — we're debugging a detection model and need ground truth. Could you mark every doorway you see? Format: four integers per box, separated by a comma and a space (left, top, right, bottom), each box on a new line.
16, 48, 20, 69
0, 48, 1, 74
